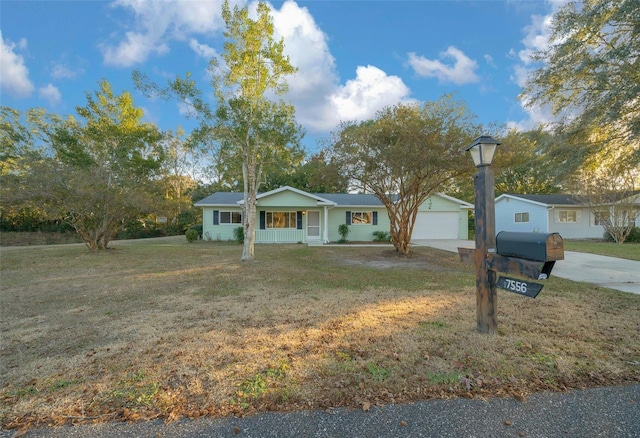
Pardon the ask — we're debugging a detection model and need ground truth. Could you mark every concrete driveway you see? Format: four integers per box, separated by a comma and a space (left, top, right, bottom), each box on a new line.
412, 239, 640, 294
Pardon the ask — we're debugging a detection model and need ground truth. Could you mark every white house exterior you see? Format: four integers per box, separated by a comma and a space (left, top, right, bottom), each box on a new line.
495, 194, 640, 239
195, 186, 472, 244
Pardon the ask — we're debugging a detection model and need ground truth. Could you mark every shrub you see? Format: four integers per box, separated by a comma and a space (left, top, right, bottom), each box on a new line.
185, 229, 198, 243
188, 224, 203, 239
372, 230, 391, 242
603, 226, 640, 243
338, 224, 350, 243
233, 226, 244, 244
627, 227, 640, 243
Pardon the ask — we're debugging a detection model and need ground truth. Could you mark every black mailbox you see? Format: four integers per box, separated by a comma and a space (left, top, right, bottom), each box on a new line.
496, 232, 564, 262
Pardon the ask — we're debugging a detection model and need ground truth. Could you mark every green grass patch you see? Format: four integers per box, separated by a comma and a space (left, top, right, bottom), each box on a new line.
418, 320, 449, 329
366, 362, 391, 381
427, 371, 462, 386
107, 370, 160, 410
564, 239, 640, 261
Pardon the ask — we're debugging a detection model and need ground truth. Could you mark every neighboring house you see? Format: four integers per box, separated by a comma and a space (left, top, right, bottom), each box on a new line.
495, 193, 640, 239
195, 186, 472, 244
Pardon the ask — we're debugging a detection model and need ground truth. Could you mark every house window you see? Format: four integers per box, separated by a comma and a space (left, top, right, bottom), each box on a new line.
558, 210, 577, 223
593, 211, 608, 226
351, 211, 373, 225
266, 212, 297, 229
219, 211, 242, 225
514, 212, 530, 223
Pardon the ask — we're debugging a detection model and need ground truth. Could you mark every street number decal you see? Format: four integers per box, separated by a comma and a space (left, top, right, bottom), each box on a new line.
496, 276, 543, 298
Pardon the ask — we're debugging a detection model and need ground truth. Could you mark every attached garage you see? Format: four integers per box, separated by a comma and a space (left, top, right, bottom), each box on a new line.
412, 211, 461, 239
411, 193, 473, 240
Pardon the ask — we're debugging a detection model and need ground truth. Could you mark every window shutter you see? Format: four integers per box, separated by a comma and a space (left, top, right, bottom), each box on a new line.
576, 210, 582, 223
260, 211, 266, 230
213, 210, 219, 225
297, 211, 303, 229
346, 211, 351, 225
372, 211, 378, 225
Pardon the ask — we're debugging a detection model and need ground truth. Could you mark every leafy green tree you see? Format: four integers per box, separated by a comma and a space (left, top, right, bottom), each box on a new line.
260, 150, 350, 193
5, 81, 163, 250
329, 97, 479, 255
0, 107, 62, 231
522, 0, 640, 175
134, 1, 303, 261
154, 128, 199, 230
447, 128, 562, 203
493, 128, 561, 196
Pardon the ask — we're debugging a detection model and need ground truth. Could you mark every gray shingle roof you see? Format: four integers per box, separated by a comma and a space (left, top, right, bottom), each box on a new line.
508, 191, 640, 206
313, 193, 383, 206
195, 191, 384, 207
194, 192, 244, 206
507, 194, 582, 206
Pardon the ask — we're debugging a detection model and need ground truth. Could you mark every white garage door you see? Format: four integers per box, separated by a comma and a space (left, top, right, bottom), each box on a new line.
412, 212, 459, 239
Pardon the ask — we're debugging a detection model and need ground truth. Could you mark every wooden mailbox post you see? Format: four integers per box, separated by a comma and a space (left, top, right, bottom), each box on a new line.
462, 135, 564, 333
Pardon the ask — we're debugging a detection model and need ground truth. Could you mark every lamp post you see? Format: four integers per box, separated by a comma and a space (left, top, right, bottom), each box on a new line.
466, 135, 501, 333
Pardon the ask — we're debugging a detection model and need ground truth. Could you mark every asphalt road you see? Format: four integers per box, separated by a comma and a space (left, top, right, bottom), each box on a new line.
4, 384, 639, 438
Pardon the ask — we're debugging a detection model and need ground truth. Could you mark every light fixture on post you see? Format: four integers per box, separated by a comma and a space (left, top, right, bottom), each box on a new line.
466, 135, 501, 333
465, 135, 500, 167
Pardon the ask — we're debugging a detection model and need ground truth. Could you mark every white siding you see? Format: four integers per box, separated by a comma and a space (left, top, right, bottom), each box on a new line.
548, 207, 604, 239
495, 198, 548, 233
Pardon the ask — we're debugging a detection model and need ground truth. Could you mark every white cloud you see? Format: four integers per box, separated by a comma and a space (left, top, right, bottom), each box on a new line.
330, 66, 412, 124
102, 0, 231, 67
101, 31, 170, 67
38, 83, 62, 106
518, 13, 554, 66
484, 54, 496, 68
272, 1, 412, 132
508, 1, 568, 130
103, 0, 412, 133
189, 38, 217, 58
51, 62, 83, 80
407, 46, 480, 85
0, 31, 34, 98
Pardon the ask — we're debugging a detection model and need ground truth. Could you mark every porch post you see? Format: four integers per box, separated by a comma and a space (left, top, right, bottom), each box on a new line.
323, 206, 329, 243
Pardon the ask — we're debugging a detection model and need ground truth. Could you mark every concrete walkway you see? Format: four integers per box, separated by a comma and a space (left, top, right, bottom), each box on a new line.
412, 239, 640, 294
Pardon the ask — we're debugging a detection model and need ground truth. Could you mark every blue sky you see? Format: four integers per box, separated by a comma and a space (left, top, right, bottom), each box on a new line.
1, 0, 563, 153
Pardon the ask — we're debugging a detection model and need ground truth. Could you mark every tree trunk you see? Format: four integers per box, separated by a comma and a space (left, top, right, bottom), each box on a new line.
241, 159, 256, 261
389, 211, 412, 255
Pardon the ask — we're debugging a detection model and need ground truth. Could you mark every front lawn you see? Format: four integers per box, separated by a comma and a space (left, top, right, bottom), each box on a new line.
1, 237, 639, 430
564, 239, 640, 261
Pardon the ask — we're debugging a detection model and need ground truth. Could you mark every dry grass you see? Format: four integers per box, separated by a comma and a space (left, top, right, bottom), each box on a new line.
1, 237, 639, 431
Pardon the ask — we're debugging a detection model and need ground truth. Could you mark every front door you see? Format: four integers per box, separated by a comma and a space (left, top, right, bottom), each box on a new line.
306, 210, 321, 241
